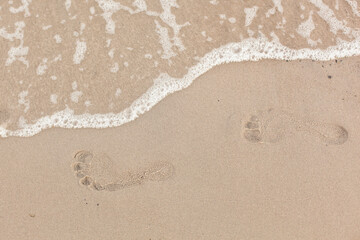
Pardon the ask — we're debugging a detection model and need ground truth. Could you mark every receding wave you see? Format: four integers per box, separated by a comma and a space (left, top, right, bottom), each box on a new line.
1, 0, 360, 137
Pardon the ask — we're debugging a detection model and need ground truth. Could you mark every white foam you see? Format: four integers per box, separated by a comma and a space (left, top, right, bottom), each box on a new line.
0, 21, 29, 67
70, 82, 82, 103
154, 20, 176, 59
65, 0, 72, 13
144, 54, 153, 59
52, 55, 62, 63
73, 40, 87, 64
6, 45, 29, 67
159, 0, 188, 52
266, 0, 283, 17
201, 31, 213, 42
9, 0, 32, 17
228, 17, 236, 24
90, 6, 95, 15
275, 17, 286, 29
115, 88, 122, 97
108, 48, 115, 58
71, 91, 82, 103
345, 0, 360, 17
95, 0, 120, 34
272, 0, 283, 13
85, 100, 92, 107
18, 90, 30, 113
50, 94, 58, 104
72, 81, 78, 90
148, 0, 189, 59
110, 62, 119, 73
308, 0, 357, 38
132, 0, 147, 11
296, 11, 320, 47
2, 35, 360, 138
80, 23, 86, 34
244, 6, 259, 27
54, 34, 62, 43
42, 25, 52, 30
36, 58, 48, 75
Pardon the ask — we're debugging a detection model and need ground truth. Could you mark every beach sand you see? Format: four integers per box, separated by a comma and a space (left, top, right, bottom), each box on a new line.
1, 57, 360, 239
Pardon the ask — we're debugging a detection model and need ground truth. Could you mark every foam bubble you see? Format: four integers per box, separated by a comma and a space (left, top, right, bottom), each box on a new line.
54, 34, 62, 43
95, 0, 124, 34
244, 6, 259, 27
345, 0, 360, 17
9, 0, 32, 17
18, 90, 30, 113
42, 25, 52, 30
266, 0, 283, 17
132, 0, 147, 11
296, 11, 320, 47
1, 21, 29, 67
228, 17, 236, 24
73, 40, 87, 64
110, 62, 119, 73
36, 58, 48, 75
115, 88, 122, 97
309, 0, 356, 37
90, 6, 95, 15
65, 0, 72, 13
154, 20, 176, 59
50, 94, 58, 104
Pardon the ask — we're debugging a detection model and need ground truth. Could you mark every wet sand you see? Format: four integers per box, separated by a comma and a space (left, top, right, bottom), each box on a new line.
1, 58, 360, 239
2, 0, 360, 133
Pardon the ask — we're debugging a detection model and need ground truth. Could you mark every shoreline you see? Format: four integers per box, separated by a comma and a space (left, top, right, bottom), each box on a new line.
2, 39, 360, 138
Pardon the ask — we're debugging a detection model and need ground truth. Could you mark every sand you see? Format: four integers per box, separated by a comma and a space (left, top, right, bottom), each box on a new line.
1, 57, 360, 239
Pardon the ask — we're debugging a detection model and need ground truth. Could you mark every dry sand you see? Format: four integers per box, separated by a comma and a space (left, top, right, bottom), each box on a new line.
1, 57, 360, 239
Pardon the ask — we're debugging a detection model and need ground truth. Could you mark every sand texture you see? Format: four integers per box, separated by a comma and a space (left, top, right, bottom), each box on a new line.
1, 0, 360, 135
1, 58, 360, 239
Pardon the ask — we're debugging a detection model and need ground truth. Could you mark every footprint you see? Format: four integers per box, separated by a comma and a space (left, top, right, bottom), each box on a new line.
294, 119, 348, 145
71, 150, 175, 191
242, 108, 348, 145
142, 161, 175, 181
318, 125, 348, 145
242, 109, 289, 144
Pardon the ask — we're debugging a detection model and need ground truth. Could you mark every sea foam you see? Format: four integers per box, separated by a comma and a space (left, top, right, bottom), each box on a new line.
1, 36, 360, 138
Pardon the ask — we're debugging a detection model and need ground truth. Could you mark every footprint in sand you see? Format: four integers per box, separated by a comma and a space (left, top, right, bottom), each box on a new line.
71, 150, 175, 191
242, 108, 290, 144
242, 108, 348, 145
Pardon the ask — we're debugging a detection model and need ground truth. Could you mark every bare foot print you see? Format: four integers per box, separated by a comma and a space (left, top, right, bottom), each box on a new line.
71, 150, 175, 191
242, 108, 289, 144
242, 108, 348, 145
293, 118, 348, 145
